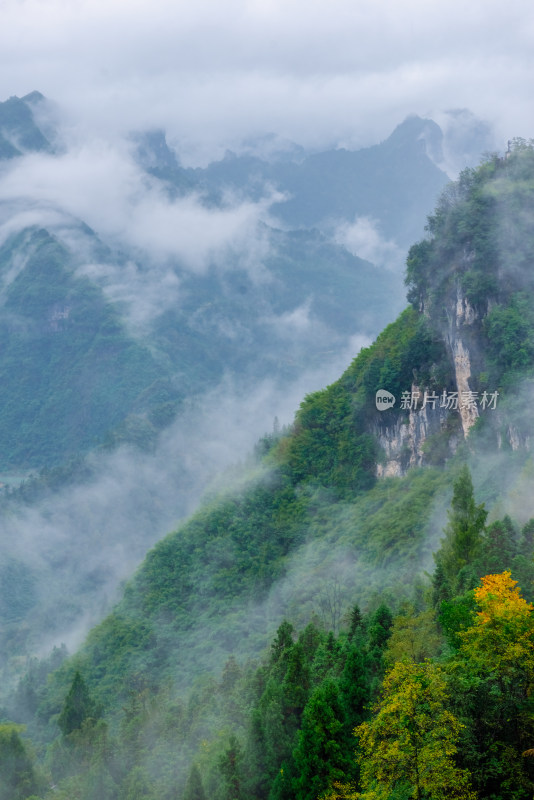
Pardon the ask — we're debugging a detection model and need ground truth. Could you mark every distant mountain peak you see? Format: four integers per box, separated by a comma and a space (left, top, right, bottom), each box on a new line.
131, 128, 181, 171
0, 92, 52, 159
20, 90, 46, 105
385, 115, 444, 163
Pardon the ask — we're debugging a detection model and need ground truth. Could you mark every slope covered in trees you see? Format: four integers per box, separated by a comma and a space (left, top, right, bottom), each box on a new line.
4, 145, 534, 798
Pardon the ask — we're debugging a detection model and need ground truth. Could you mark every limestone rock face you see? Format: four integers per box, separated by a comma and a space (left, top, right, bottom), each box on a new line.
375, 385, 455, 477
374, 281, 480, 477
445, 283, 479, 437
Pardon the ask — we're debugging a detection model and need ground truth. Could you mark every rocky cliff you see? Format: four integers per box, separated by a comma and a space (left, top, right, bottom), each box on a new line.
375, 280, 497, 476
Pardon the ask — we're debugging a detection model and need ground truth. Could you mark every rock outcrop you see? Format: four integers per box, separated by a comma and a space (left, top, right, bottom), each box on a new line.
374, 281, 481, 477
375, 384, 456, 477
444, 282, 480, 437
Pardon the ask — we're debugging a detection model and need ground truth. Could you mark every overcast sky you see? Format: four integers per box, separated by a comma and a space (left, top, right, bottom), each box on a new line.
1, 0, 533, 163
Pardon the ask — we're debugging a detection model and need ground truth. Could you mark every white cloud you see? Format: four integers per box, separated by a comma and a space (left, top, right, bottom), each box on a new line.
0, 140, 284, 324
0, 145, 275, 270
0, 0, 533, 161
334, 216, 404, 271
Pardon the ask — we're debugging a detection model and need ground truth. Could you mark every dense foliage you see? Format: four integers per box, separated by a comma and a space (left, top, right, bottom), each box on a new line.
6, 471, 534, 799
406, 139, 534, 392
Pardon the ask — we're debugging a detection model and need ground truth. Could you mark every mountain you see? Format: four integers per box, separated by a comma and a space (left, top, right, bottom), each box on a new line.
0, 226, 176, 469
0, 92, 52, 159
0, 94, 462, 683
148, 115, 450, 250
7, 141, 534, 800
0, 95, 516, 798
0, 221, 396, 472
0, 93, 445, 476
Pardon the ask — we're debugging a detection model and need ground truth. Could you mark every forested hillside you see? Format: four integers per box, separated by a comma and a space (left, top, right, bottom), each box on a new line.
3, 142, 534, 799
0, 91, 463, 692
0, 92, 436, 682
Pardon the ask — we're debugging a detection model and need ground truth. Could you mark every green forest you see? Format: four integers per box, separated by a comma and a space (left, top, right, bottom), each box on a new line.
3, 143, 534, 799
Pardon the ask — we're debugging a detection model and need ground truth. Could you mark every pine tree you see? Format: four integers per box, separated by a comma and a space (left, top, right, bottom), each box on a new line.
219, 736, 243, 800
292, 681, 352, 800
281, 641, 310, 720
436, 465, 487, 594
521, 518, 534, 556
347, 604, 362, 642
270, 621, 295, 666
338, 645, 369, 733
366, 603, 393, 687
478, 516, 518, 574
432, 557, 452, 607
58, 671, 98, 736
367, 604, 393, 653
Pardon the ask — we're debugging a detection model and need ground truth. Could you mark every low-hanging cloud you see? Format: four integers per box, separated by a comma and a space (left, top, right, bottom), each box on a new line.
0, 136, 289, 328
0, 331, 370, 664
0, 143, 279, 273
334, 215, 404, 272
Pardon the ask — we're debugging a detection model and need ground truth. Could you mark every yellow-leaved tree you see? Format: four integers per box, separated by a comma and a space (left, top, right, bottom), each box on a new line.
352, 661, 476, 800
459, 570, 534, 678
452, 571, 534, 796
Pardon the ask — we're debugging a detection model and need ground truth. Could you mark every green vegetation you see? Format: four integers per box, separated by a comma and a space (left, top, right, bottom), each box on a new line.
282, 306, 450, 494
0, 228, 180, 469
406, 140, 534, 393
5, 145, 534, 798
0, 724, 42, 799
9, 473, 534, 798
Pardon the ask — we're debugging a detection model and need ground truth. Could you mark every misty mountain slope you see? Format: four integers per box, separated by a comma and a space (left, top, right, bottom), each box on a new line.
0, 219, 400, 474
172, 116, 450, 249
149, 227, 401, 389
0, 96, 460, 478
0, 226, 180, 469
0, 92, 432, 693
270, 116, 450, 246
0, 100, 401, 472
17, 143, 534, 799
33, 296, 514, 717
0, 93, 497, 714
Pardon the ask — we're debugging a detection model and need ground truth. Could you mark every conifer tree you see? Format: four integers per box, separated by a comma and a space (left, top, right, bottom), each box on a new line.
281, 641, 310, 721
219, 736, 243, 800
58, 671, 98, 736
270, 621, 295, 666
478, 516, 517, 575
338, 645, 369, 733
292, 680, 352, 800
347, 603, 362, 642
435, 465, 486, 596
521, 518, 534, 556
367, 604, 393, 654
366, 603, 393, 687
